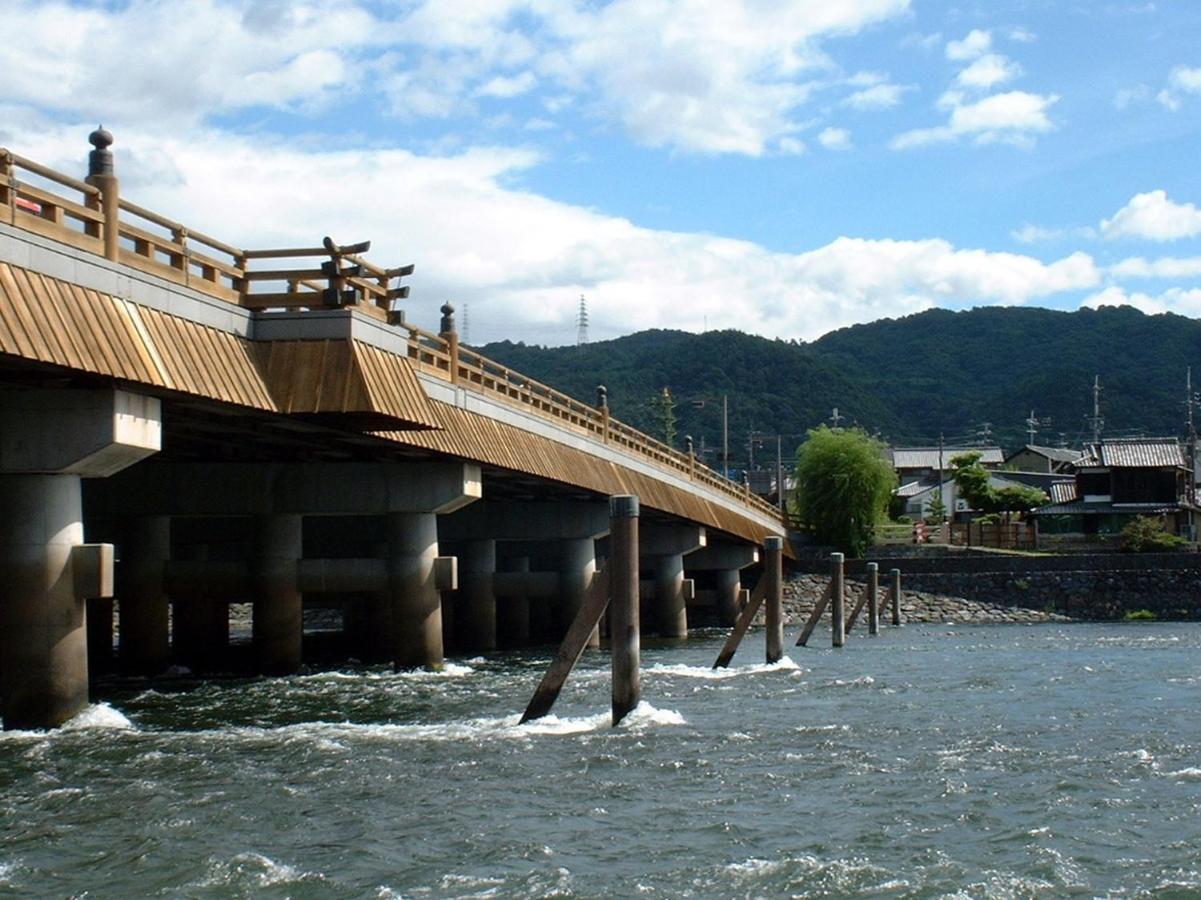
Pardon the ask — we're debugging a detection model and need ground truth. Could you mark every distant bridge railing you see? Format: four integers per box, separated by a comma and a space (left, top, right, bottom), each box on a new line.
0, 147, 784, 523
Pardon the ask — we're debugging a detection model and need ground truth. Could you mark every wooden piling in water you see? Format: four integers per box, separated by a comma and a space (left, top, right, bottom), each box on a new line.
831, 552, 845, 648
764, 537, 784, 664
712, 577, 767, 668
890, 568, 902, 625
609, 495, 641, 726
866, 563, 879, 636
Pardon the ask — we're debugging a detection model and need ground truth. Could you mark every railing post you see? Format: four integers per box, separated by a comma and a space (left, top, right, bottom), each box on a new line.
685, 435, 695, 480
1, 150, 13, 226
171, 226, 188, 282
597, 385, 609, 444
84, 127, 120, 262
440, 302, 460, 385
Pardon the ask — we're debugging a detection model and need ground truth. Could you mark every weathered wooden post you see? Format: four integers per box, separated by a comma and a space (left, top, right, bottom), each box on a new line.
866, 562, 879, 636
84, 127, 120, 262
831, 552, 845, 648
609, 494, 641, 725
890, 567, 902, 625
764, 536, 784, 664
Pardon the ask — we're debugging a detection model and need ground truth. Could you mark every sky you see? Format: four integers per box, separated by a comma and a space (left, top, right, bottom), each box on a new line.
1, 0, 1200, 346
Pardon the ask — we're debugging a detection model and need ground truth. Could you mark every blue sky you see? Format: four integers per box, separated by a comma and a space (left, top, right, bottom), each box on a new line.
2, 0, 1200, 345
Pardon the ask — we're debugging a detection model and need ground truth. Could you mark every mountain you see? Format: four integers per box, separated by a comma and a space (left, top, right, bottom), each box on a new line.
473, 305, 1201, 467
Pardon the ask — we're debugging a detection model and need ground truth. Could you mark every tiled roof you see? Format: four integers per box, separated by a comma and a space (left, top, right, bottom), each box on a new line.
1021, 445, 1084, 464
1048, 481, 1078, 504
895, 480, 935, 498
1032, 500, 1188, 516
890, 446, 1004, 470
1078, 438, 1186, 469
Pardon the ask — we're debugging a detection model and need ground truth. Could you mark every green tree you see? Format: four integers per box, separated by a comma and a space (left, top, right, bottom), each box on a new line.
925, 490, 947, 525
793, 426, 897, 556
949, 452, 1047, 522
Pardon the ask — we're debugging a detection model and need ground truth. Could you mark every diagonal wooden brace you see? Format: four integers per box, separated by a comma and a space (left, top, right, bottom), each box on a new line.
520, 568, 611, 723
796, 582, 833, 647
711, 574, 768, 669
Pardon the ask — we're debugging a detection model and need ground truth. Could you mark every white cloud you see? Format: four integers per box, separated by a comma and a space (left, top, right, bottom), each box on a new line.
1109, 256, 1201, 279
946, 29, 992, 62
1114, 84, 1151, 109
1, 120, 1105, 346
1100, 190, 1201, 241
0, 0, 381, 126
477, 71, 538, 99
1012, 224, 1097, 244
956, 53, 1022, 90
844, 82, 909, 110
818, 127, 853, 150
892, 91, 1057, 149
1082, 285, 1201, 317
1158, 65, 1201, 111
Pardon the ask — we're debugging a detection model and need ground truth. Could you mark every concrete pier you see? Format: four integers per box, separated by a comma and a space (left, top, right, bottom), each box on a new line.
0, 387, 157, 729
119, 516, 171, 674
609, 495, 641, 726
388, 511, 444, 670
641, 524, 705, 638
253, 514, 302, 675
456, 539, 497, 652
561, 537, 601, 647
497, 556, 531, 648
685, 543, 759, 627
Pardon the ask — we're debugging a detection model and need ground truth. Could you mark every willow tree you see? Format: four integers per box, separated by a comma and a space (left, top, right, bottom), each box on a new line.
793, 426, 897, 556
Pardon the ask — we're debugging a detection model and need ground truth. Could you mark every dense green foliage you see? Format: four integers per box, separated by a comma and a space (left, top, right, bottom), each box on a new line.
949, 452, 1048, 519
1120, 516, 1188, 553
793, 426, 897, 556
476, 306, 1201, 465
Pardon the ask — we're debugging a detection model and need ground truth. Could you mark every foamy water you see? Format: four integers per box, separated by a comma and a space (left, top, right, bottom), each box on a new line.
4, 624, 1201, 897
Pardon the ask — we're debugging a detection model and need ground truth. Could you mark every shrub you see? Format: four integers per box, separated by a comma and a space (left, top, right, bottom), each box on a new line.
1120, 516, 1188, 553
1124, 609, 1157, 621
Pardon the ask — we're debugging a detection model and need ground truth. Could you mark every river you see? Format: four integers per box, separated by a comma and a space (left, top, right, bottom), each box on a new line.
3, 623, 1201, 897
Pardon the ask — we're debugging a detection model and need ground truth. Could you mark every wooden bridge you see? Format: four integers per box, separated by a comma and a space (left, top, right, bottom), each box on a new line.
0, 130, 787, 729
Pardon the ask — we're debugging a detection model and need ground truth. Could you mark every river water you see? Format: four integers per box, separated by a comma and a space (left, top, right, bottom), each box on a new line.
3, 623, 1201, 898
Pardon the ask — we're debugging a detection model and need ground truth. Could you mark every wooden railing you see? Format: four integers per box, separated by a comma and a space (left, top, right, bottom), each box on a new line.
0, 147, 785, 524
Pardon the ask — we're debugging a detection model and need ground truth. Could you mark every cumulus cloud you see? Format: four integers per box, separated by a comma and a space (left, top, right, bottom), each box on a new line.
2, 120, 1105, 345
1101, 190, 1201, 241
956, 54, 1022, 90
1157, 65, 1201, 111
1082, 285, 1201, 317
892, 91, 1057, 149
1109, 256, 1201, 279
946, 29, 991, 61
1012, 224, 1097, 244
818, 127, 853, 150
844, 82, 910, 110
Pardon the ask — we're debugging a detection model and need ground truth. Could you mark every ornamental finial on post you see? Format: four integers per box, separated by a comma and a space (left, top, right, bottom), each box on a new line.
87, 126, 114, 178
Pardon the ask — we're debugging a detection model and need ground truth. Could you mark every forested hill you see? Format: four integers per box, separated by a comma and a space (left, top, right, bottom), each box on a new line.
474, 305, 1201, 464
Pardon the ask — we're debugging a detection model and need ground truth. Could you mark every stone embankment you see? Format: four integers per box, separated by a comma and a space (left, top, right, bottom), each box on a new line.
776, 573, 1072, 626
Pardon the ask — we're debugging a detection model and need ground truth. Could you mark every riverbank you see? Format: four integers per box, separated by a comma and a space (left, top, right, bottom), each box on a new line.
778, 573, 1073, 625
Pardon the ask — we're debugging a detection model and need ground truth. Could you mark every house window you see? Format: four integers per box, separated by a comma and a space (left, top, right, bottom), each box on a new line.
1079, 472, 1109, 496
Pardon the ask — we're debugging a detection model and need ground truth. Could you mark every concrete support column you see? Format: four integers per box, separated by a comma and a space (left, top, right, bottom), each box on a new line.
457, 539, 497, 652
560, 538, 599, 648
253, 514, 303, 675
714, 569, 742, 626
654, 553, 687, 638
609, 496, 640, 725
866, 562, 880, 636
388, 511, 443, 670
0, 475, 89, 730
119, 516, 170, 674
498, 556, 531, 648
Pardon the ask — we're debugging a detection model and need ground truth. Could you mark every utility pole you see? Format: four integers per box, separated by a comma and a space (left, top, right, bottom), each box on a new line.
1087, 375, 1104, 446
722, 394, 729, 480
1188, 368, 1197, 514
829, 407, 845, 429
776, 434, 785, 512
1026, 410, 1038, 444
975, 421, 993, 444
576, 294, 589, 346
937, 431, 946, 525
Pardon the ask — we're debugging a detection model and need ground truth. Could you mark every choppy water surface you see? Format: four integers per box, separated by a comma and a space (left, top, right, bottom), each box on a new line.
5, 624, 1201, 898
